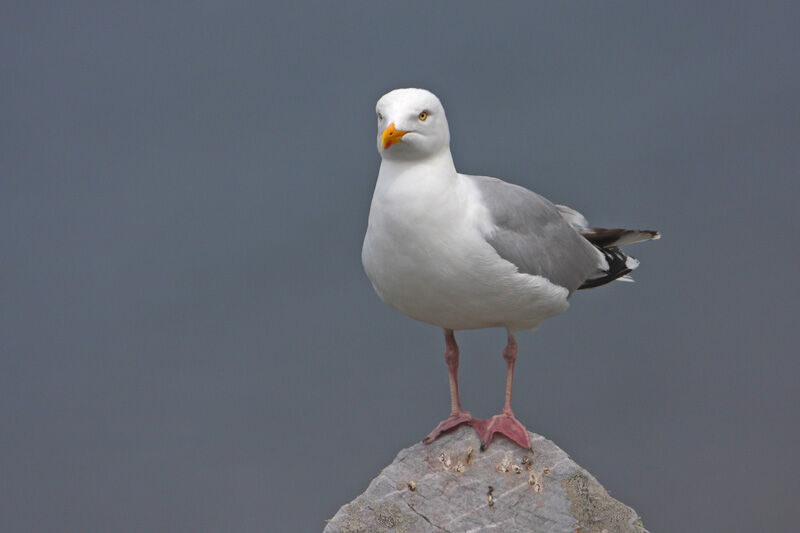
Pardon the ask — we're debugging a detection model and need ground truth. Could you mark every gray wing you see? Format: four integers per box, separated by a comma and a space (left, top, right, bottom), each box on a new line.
466, 175, 601, 294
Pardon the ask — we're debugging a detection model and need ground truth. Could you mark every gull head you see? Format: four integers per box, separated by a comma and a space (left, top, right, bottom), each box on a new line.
375, 88, 450, 160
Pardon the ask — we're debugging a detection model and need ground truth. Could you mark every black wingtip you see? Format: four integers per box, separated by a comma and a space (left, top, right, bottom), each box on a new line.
578, 246, 634, 290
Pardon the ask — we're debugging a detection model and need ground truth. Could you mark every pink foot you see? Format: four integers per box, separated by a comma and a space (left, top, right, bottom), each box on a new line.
423, 411, 473, 444
472, 412, 532, 451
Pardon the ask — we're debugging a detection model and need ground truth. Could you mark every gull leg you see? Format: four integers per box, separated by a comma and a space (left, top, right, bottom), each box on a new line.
472, 331, 532, 450
423, 329, 472, 443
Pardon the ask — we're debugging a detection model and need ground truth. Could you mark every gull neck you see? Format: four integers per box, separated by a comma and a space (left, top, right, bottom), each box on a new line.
378, 148, 457, 182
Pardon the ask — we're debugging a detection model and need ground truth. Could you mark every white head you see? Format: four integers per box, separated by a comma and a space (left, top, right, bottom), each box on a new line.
375, 88, 450, 160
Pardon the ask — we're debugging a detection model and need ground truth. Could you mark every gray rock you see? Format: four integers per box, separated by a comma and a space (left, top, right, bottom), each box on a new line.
324, 426, 647, 533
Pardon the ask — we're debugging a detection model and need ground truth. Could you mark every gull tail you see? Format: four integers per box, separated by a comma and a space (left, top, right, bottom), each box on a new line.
577, 227, 661, 247
577, 227, 660, 290
555, 204, 660, 290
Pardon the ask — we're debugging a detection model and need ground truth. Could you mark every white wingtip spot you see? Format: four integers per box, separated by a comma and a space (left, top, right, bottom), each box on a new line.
625, 256, 640, 270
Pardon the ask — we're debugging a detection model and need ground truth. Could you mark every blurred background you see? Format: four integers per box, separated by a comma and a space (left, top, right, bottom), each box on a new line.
2, 2, 798, 531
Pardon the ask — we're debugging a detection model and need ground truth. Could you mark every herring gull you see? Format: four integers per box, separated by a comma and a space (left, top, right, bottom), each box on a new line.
361, 88, 660, 450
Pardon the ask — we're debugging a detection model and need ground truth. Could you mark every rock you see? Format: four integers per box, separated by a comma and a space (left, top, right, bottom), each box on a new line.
324, 426, 647, 533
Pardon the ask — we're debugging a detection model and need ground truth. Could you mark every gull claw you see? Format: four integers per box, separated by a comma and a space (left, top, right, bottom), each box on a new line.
422, 411, 473, 444
471, 412, 531, 450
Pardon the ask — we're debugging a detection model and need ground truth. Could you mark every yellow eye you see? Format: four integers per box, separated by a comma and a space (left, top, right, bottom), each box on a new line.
418, 111, 428, 121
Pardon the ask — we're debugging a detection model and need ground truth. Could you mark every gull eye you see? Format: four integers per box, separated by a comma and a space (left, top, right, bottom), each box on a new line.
418, 111, 428, 121
377, 113, 383, 121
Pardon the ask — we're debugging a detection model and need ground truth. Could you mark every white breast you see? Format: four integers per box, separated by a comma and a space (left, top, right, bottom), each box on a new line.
362, 170, 569, 331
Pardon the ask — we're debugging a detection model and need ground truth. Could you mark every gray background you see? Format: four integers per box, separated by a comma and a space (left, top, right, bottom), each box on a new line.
2, 2, 798, 532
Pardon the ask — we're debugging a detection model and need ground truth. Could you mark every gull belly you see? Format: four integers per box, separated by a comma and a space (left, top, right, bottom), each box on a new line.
362, 173, 569, 331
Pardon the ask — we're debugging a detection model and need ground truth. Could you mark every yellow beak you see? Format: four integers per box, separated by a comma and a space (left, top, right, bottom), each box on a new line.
380, 123, 409, 150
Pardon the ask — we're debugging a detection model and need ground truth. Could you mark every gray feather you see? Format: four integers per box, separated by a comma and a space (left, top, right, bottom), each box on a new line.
579, 227, 661, 247
555, 204, 588, 228
466, 175, 601, 294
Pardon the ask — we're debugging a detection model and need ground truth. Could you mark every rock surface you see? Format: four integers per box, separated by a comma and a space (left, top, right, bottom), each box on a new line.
324, 426, 647, 533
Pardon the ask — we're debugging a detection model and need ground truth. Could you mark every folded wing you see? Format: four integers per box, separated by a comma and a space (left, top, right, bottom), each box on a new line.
466, 175, 603, 294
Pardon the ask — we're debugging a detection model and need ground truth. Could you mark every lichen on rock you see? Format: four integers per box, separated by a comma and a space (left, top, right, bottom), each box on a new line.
324, 426, 647, 532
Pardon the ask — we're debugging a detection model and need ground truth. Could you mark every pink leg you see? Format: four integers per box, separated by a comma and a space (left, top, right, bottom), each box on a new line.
472, 331, 532, 450
423, 329, 472, 444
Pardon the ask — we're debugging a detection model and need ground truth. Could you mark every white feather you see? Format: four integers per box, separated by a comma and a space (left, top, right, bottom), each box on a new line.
555, 204, 589, 228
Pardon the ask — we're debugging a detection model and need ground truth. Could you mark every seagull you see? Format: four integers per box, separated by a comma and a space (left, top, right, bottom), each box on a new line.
361, 88, 659, 450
